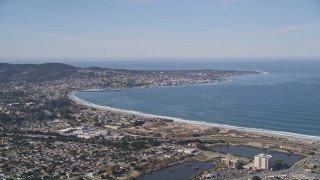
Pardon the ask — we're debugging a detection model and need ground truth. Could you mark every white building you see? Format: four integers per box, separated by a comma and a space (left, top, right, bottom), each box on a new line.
254, 153, 273, 170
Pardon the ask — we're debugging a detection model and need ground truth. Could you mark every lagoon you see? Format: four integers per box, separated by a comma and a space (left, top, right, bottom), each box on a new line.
137, 161, 214, 180
213, 145, 302, 165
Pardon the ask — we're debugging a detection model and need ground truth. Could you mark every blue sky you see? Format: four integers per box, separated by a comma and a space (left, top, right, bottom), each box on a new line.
0, 0, 320, 61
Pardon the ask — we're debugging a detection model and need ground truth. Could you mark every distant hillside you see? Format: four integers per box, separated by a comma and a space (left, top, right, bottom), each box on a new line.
0, 63, 78, 83
0, 62, 258, 85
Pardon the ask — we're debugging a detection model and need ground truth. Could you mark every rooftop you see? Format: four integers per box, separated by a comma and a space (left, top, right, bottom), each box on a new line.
255, 153, 272, 158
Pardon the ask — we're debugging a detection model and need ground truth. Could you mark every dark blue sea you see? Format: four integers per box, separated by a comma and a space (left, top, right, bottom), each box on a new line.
74, 60, 320, 139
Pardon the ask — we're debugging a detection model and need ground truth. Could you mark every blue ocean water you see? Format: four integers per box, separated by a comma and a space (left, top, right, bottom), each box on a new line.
75, 60, 320, 138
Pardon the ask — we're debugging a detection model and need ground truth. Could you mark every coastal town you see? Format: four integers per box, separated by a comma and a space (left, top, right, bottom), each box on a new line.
1, 63, 320, 179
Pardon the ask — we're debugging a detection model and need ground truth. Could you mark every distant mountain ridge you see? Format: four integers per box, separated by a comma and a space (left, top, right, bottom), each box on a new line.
0, 62, 257, 84
0, 63, 78, 83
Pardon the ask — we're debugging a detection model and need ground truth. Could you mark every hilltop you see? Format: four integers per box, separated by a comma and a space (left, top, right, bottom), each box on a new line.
0, 63, 77, 83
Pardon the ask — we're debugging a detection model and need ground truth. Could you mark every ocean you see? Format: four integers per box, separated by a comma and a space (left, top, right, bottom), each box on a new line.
74, 60, 320, 139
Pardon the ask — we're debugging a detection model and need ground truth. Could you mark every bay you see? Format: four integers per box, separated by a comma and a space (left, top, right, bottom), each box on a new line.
75, 60, 320, 138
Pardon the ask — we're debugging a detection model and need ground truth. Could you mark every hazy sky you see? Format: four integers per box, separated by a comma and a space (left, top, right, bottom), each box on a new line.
0, 0, 320, 60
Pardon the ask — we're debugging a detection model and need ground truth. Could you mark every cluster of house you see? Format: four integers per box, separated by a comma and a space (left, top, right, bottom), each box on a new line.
57, 126, 125, 140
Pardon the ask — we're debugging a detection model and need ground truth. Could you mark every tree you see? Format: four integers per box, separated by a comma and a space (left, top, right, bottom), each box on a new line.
0, 113, 12, 123
133, 120, 144, 126
252, 176, 261, 180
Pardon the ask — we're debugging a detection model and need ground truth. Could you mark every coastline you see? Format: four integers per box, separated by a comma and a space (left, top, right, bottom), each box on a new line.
69, 91, 320, 142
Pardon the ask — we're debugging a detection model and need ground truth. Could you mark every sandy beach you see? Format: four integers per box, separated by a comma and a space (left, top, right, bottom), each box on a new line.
69, 92, 320, 158
69, 91, 320, 144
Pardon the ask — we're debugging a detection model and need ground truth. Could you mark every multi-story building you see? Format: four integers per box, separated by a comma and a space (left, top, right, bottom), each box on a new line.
221, 155, 242, 169
254, 153, 273, 170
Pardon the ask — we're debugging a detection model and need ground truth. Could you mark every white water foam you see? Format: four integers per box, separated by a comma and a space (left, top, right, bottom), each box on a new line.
71, 92, 320, 142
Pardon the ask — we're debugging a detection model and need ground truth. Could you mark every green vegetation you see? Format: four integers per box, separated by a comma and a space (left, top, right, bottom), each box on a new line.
192, 166, 199, 170
0, 113, 12, 123
251, 176, 261, 180
133, 120, 145, 126
0, 63, 77, 83
192, 152, 210, 162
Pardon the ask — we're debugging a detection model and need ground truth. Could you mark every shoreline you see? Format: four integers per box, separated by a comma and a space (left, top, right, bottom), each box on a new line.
69, 91, 320, 142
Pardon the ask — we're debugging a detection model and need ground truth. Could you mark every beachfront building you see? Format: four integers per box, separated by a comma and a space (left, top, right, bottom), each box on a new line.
254, 153, 273, 170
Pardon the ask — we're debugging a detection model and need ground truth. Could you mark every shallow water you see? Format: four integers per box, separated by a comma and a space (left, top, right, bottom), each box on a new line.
213, 145, 302, 165
137, 161, 213, 180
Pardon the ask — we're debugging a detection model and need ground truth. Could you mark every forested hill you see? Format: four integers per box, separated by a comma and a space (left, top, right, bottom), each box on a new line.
0, 63, 78, 83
